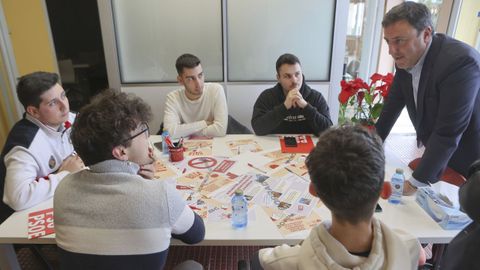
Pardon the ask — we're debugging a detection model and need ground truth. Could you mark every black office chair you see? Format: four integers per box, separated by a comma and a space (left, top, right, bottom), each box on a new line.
227, 115, 252, 135
156, 122, 165, 135
65, 86, 89, 113
156, 115, 252, 136
238, 250, 263, 270
238, 259, 250, 270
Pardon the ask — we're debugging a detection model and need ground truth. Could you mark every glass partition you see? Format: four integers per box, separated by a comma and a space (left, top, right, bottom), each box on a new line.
226, 0, 335, 81
111, 0, 223, 83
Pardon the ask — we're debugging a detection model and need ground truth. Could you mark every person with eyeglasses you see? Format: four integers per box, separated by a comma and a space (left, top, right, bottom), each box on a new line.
121, 121, 155, 179
163, 53, 228, 139
376, 2, 480, 193
54, 89, 205, 270
0, 71, 84, 224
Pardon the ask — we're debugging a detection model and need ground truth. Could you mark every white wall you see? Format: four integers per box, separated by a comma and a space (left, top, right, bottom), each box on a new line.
122, 82, 331, 134
100, 0, 349, 130
454, 0, 480, 47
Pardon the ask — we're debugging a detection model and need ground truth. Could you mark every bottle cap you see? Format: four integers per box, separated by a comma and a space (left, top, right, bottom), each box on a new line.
234, 189, 244, 196
395, 168, 404, 174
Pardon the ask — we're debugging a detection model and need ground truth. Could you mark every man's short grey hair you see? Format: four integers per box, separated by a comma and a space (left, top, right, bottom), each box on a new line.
382, 2, 434, 33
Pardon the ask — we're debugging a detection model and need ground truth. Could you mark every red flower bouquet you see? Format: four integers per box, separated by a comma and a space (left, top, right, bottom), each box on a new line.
338, 72, 394, 126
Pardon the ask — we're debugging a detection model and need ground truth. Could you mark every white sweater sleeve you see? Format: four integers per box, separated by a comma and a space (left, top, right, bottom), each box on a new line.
163, 92, 207, 139
3, 146, 69, 211
200, 84, 227, 137
258, 244, 301, 270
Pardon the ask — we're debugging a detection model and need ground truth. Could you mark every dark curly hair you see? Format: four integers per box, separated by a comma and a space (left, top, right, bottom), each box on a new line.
460, 160, 480, 222
71, 89, 152, 166
306, 125, 385, 224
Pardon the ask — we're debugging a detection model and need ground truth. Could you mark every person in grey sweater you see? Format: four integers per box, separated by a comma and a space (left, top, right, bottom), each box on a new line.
54, 89, 205, 270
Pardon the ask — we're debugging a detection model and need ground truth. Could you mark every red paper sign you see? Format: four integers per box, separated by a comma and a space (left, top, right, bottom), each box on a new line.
279, 135, 314, 153
28, 208, 54, 239
213, 160, 236, 173
188, 157, 218, 169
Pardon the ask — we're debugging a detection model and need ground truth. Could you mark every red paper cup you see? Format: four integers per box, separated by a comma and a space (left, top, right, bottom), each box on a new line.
380, 181, 392, 200
169, 147, 184, 162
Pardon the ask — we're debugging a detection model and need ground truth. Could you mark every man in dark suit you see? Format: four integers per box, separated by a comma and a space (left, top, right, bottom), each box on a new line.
376, 2, 480, 193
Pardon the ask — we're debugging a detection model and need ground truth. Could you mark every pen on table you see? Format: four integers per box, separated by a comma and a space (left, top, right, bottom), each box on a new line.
285, 167, 309, 182
165, 136, 175, 148
197, 170, 211, 192
248, 163, 267, 174
178, 137, 184, 148
188, 205, 202, 211
284, 154, 295, 164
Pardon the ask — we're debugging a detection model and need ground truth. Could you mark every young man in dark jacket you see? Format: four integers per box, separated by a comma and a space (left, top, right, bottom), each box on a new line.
251, 53, 332, 136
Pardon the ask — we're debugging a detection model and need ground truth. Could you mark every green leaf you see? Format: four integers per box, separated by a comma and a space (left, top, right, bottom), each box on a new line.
338, 103, 347, 124
364, 92, 372, 104
371, 103, 383, 119
348, 98, 355, 106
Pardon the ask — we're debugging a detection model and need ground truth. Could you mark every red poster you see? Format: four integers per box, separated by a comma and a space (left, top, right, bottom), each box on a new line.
280, 135, 315, 153
28, 208, 54, 239
213, 160, 236, 173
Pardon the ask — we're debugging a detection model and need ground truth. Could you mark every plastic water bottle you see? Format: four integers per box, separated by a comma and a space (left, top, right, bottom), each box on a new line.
388, 168, 405, 204
161, 130, 169, 155
231, 189, 248, 228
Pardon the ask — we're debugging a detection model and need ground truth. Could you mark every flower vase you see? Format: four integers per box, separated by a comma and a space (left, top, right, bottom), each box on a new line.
363, 124, 376, 132
359, 120, 376, 132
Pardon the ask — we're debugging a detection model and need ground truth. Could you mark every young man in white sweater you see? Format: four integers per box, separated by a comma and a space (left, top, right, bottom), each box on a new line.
163, 53, 228, 139
255, 125, 425, 270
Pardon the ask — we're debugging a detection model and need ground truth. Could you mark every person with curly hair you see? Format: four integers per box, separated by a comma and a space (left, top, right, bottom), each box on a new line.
54, 89, 205, 270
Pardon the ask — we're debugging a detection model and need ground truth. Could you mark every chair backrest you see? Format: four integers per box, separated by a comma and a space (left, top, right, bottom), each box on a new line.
58, 59, 76, 84
460, 170, 480, 222
346, 59, 360, 78
227, 115, 252, 135
408, 158, 466, 187
157, 116, 252, 136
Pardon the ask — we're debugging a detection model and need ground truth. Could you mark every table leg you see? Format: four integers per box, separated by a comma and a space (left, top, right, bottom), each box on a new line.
0, 244, 21, 270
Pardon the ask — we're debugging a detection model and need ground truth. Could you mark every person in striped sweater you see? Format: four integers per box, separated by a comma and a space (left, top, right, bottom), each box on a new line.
54, 89, 205, 270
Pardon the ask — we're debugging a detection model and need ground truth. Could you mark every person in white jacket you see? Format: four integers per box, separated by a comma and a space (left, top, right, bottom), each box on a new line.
255, 125, 425, 270
163, 53, 228, 139
0, 71, 84, 223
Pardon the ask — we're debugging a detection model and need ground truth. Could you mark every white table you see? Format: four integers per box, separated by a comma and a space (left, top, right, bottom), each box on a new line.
0, 134, 460, 268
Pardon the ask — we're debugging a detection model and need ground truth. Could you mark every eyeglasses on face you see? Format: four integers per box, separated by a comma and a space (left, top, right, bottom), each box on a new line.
124, 122, 149, 142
